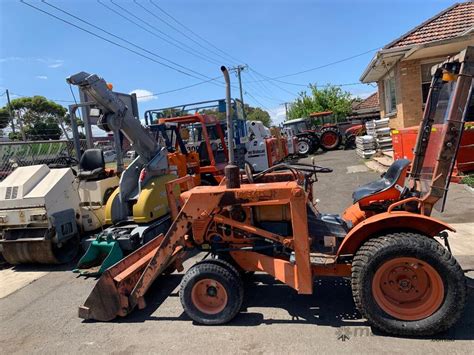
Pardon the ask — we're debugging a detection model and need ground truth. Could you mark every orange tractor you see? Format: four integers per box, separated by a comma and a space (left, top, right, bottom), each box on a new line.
78, 48, 472, 336
150, 114, 228, 185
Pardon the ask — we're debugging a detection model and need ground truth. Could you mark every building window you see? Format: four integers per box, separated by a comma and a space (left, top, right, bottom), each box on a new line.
421, 61, 442, 104
384, 76, 397, 114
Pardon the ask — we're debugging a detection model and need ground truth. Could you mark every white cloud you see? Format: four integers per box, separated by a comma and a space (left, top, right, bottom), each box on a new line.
48, 60, 64, 68
35, 75, 48, 80
129, 89, 156, 102
267, 105, 287, 126
0, 57, 64, 68
0, 56, 25, 63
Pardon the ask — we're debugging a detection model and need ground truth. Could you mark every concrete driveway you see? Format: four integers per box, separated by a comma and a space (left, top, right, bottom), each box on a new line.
0, 150, 473, 354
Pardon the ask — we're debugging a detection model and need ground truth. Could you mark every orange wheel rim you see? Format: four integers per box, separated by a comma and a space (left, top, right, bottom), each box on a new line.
372, 257, 444, 321
191, 279, 228, 315
322, 132, 337, 147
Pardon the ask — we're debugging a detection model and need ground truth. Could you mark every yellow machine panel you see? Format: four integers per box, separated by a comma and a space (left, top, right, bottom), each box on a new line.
133, 174, 179, 224
104, 187, 121, 225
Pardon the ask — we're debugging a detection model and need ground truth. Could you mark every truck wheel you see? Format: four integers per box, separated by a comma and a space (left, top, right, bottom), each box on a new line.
320, 127, 341, 151
297, 137, 313, 155
180, 261, 243, 325
351, 232, 466, 336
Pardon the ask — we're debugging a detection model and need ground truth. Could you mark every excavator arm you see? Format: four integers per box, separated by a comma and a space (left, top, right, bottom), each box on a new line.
67, 72, 169, 223
67, 72, 160, 162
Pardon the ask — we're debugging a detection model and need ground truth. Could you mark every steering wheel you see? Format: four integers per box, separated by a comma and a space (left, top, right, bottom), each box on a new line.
244, 163, 254, 183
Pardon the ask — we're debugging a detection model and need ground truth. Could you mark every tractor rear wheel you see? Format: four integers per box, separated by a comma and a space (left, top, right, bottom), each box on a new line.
351, 232, 466, 336
180, 261, 243, 325
320, 127, 342, 151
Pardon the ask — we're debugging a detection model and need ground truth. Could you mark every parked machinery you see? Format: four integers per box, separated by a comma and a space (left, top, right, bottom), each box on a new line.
79, 48, 472, 336
66, 72, 202, 275
245, 121, 289, 172
280, 125, 299, 156
145, 99, 290, 173
155, 114, 229, 185
282, 112, 366, 155
0, 102, 120, 264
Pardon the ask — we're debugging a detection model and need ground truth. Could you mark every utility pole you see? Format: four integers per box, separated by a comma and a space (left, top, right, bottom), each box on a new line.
282, 102, 290, 120
232, 65, 248, 119
5, 89, 16, 134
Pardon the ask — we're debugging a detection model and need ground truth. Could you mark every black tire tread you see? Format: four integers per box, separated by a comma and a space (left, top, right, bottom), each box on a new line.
180, 262, 243, 325
351, 232, 466, 336
320, 126, 342, 151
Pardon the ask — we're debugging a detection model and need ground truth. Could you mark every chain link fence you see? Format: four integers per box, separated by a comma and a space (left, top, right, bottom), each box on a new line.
0, 140, 89, 181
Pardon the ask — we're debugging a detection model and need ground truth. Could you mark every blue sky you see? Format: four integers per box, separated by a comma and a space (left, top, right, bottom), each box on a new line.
0, 0, 460, 127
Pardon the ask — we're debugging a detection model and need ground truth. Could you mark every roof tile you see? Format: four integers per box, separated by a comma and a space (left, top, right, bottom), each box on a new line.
352, 92, 379, 111
387, 2, 474, 48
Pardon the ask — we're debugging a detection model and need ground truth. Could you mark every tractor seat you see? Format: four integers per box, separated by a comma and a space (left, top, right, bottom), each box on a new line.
352, 159, 410, 204
78, 149, 106, 181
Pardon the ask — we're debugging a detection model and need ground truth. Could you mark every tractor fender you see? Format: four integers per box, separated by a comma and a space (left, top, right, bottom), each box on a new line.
337, 211, 455, 256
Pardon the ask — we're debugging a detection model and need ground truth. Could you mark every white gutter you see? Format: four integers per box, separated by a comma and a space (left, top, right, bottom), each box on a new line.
360, 32, 474, 83
359, 47, 409, 82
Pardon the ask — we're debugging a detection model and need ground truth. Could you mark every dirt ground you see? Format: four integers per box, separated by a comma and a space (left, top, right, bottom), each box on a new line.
1, 149, 473, 354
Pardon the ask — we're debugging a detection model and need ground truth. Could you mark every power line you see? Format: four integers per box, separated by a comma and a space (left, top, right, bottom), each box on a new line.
245, 69, 285, 102
139, 3, 377, 101
42, 0, 218, 84
249, 47, 379, 82
9, 76, 220, 104
149, 0, 241, 64
103, 0, 222, 67
20, 1, 218, 83
99, 1, 242, 92
249, 68, 298, 97
133, 0, 227, 66
134, 75, 222, 98
244, 91, 271, 112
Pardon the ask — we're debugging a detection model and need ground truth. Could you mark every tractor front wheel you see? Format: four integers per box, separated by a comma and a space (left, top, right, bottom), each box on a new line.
180, 261, 243, 325
297, 136, 314, 155
351, 232, 466, 336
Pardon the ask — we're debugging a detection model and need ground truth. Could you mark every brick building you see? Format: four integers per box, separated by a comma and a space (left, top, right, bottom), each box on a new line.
360, 2, 474, 129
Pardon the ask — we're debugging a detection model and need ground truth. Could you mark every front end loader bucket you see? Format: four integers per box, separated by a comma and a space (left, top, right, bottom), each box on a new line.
73, 238, 124, 276
78, 233, 167, 321
78, 222, 187, 321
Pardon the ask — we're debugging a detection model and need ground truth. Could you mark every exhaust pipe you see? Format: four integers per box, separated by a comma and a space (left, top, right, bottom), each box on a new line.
221, 66, 240, 188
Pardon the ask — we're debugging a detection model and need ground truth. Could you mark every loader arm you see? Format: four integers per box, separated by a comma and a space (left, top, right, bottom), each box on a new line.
79, 190, 225, 321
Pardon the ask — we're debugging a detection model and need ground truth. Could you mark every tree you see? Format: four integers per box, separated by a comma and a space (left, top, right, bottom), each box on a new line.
4, 96, 67, 140
246, 107, 272, 127
287, 84, 354, 121
0, 107, 11, 130
199, 104, 272, 127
